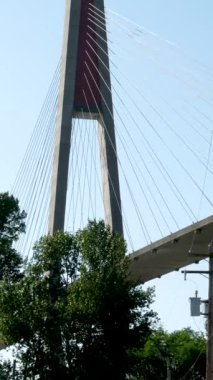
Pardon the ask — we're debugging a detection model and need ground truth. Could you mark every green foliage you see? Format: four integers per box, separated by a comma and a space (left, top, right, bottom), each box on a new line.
132, 327, 206, 380
0, 360, 21, 380
0, 192, 26, 241
0, 220, 156, 379
68, 221, 156, 380
0, 360, 13, 379
0, 192, 26, 374
0, 192, 26, 280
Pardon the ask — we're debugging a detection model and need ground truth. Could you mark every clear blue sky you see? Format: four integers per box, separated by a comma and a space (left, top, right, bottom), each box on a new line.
0, 1, 213, 332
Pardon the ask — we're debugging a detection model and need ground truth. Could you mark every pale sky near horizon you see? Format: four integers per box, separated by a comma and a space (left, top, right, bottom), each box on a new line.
0, 1, 213, 333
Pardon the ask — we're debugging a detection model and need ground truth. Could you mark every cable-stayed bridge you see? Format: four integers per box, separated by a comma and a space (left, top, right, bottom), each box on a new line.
3, 1, 213, 329
12, 0, 213, 276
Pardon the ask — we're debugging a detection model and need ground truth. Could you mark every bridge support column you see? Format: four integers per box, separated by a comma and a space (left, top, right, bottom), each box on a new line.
48, 0, 123, 235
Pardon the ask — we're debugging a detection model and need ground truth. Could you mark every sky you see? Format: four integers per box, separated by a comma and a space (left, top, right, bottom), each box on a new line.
0, 0, 213, 333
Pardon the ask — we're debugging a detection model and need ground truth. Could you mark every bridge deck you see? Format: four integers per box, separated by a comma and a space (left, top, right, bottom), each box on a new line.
129, 216, 213, 283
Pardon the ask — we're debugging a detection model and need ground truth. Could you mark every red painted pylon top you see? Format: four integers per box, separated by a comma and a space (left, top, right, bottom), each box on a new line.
74, 0, 102, 114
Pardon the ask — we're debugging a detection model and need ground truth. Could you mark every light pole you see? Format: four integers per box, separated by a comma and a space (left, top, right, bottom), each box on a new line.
206, 241, 213, 380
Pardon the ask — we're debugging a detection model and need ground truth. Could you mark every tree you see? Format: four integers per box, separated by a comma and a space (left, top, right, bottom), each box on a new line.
0, 192, 26, 280
0, 220, 156, 379
68, 221, 156, 380
132, 327, 206, 380
0, 360, 21, 380
0, 192, 26, 372
168, 328, 206, 380
0, 360, 13, 379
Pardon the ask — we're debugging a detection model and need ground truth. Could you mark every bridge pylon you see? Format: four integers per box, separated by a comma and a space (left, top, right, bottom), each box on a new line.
48, 0, 123, 235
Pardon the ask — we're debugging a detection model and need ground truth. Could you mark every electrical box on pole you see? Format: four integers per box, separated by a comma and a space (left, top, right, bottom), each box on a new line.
189, 291, 201, 317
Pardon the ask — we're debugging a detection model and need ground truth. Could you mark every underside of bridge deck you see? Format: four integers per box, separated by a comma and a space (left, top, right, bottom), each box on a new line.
129, 215, 213, 283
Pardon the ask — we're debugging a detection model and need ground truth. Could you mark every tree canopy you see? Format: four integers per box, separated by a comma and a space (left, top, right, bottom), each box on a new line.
0, 192, 25, 281
0, 220, 156, 379
131, 327, 206, 380
0, 195, 207, 379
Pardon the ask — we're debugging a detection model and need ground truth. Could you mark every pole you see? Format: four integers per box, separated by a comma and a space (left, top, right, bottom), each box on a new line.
206, 254, 213, 380
166, 356, 172, 380
12, 360, 16, 380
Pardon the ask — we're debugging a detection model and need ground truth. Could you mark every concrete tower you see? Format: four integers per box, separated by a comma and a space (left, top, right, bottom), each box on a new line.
48, 0, 123, 235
